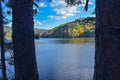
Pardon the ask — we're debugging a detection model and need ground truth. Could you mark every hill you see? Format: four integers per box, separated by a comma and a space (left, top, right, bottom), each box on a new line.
41, 17, 95, 38
34, 28, 47, 39
4, 26, 47, 39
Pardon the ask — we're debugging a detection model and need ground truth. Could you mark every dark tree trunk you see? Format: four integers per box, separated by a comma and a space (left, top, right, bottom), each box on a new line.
12, 0, 39, 80
94, 0, 120, 80
0, 1, 7, 80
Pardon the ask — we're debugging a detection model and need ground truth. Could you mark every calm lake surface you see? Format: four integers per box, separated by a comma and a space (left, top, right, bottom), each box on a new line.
35, 38, 95, 80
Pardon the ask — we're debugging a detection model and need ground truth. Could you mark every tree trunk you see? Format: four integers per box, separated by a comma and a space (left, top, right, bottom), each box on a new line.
94, 0, 120, 80
12, 0, 39, 80
0, 1, 7, 80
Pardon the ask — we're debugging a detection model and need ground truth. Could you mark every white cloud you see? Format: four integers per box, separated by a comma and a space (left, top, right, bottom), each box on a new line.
48, 1, 80, 19
79, 1, 94, 6
34, 20, 42, 26
81, 0, 93, 4
38, 2, 47, 7
88, 1, 93, 4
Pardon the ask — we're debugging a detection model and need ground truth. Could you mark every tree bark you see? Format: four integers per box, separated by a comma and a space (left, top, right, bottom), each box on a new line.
94, 0, 120, 80
12, 0, 39, 80
0, 1, 7, 80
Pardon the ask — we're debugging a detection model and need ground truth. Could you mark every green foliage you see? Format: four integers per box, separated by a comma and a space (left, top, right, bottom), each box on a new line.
41, 17, 95, 38
4, 27, 47, 39
4, 26, 12, 40
4, 17, 95, 39
34, 34, 40, 39
34, 29, 47, 39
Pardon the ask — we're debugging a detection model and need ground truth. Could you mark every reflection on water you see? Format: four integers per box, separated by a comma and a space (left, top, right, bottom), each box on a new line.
35, 38, 95, 80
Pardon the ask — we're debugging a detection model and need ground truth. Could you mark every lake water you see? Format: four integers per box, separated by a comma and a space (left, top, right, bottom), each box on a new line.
35, 38, 95, 80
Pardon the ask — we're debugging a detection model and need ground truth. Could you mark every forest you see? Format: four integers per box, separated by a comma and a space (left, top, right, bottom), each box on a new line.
4, 17, 95, 39
4, 26, 47, 39
41, 17, 95, 38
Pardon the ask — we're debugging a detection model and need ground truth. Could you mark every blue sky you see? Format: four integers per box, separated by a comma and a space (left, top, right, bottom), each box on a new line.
34, 0, 95, 29
3, 0, 95, 29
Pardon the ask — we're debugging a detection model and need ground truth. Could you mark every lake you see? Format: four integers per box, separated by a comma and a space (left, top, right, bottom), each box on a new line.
35, 38, 95, 80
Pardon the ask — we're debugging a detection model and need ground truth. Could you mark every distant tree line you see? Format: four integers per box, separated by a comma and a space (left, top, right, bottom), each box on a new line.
41, 17, 95, 38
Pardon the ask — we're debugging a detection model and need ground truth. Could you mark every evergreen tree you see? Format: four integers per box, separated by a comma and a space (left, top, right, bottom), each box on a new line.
12, 0, 39, 79
94, 0, 120, 80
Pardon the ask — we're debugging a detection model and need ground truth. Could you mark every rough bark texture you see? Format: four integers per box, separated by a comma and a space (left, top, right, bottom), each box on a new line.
94, 0, 120, 80
0, 1, 7, 80
12, 0, 39, 80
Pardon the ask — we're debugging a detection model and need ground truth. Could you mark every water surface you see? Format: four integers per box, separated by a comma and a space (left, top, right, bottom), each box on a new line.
35, 38, 95, 80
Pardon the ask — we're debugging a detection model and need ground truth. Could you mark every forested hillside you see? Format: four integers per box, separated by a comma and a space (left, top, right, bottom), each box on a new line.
4, 17, 95, 39
41, 17, 95, 38
4, 26, 47, 39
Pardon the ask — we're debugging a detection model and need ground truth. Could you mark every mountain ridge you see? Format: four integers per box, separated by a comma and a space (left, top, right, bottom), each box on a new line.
4, 26, 47, 39
41, 17, 95, 38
